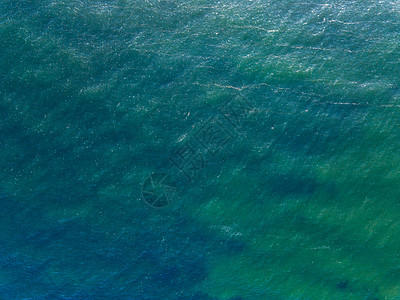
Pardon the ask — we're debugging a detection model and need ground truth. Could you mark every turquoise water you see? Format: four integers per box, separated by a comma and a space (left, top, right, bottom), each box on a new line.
1, 0, 400, 298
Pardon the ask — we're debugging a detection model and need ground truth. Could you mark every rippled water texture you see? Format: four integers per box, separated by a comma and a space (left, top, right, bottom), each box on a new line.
1, 0, 400, 299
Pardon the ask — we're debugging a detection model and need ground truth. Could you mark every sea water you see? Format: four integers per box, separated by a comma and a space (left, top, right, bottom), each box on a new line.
1, 0, 400, 299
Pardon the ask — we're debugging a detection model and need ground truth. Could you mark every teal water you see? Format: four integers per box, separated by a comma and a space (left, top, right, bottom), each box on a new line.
1, 0, 400, 299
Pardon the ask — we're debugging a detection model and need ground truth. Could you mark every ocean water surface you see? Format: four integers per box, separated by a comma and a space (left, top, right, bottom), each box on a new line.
1, 0, 400, 299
